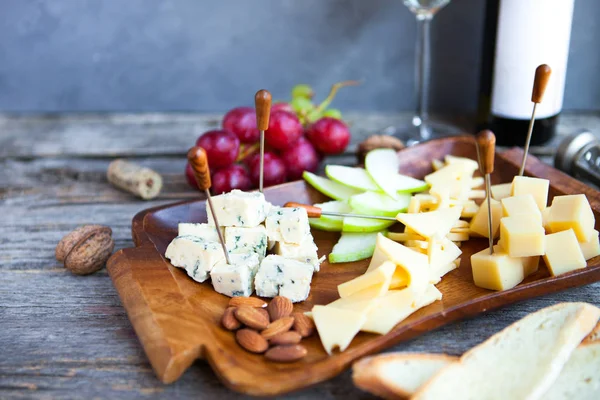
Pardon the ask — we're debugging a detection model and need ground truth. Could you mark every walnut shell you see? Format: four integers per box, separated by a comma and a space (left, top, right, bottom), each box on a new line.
57, 225, 114, 275
357, 135, 405, 163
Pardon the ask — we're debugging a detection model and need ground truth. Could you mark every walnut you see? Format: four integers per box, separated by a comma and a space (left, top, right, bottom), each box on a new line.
56, 225, 115, 275
357, 135, 405, 163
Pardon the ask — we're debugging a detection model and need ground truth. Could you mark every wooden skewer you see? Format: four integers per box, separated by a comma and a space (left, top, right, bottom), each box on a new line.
284, 202, 396, 221
255, 90, 272, 193
519, 64, 552, 176
187, 146, 231, 264
476, 130, 496, 255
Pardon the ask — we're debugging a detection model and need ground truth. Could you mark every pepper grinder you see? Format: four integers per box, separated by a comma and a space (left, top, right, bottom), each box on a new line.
555, 131, 600, 187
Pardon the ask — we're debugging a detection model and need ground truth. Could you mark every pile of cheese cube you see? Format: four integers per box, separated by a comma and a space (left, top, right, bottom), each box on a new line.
165, 190, 322, 302
470, 176, 600, 291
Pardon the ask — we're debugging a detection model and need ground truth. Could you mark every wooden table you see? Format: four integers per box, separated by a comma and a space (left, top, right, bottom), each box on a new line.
2, 112, 600, 399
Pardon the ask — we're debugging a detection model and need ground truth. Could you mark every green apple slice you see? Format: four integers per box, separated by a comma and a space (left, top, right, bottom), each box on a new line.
350, 191, 411, 217
329, 231, 382, 263
342, 208, 396, 233
391, 174, 429, 193
309, 201, 351, 231
303, 171, 363, 201
365, 148, 401, 199
325, 165, 380, 191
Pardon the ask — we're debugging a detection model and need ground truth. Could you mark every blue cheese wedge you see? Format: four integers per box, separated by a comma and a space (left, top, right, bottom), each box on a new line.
178, 223, 223, 242
206, 189, 270, 227
274, 232, 321, 271
265, 206, 310, 244
210, 253, 260, 297
164, 235, 226, 283
224, 226, 268, 260
254, 255, 314, 303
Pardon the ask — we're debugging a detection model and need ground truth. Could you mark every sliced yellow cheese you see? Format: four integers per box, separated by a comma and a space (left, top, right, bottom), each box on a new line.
425, 164, 473, 200
469, 199, 502, 239
511, 176, 549, 210
498, 215, 545, 257
444, 155, 479, 173
396, 206, 463, 239
543, 229, 587, 276
491, 183, 512, 201
547, 194, 595, 242
386, 231, 425, 242
471, 176, 484, 189
447, 232, 470, 242
454, 220, 469, 229
361, 285, 442, 335
328, 286, 383, 315
429, 186, 451, 210
431, 159, 445, 171
338, 260, 395, 298
580, 230, 600, 260
408, 197, 422, 214
469, 190, 486, 199
471, 246, 524, 291
461, 201, 480, 219
501, 194, 542, 220
312, 305, 366, 354
429, 237, 462, 282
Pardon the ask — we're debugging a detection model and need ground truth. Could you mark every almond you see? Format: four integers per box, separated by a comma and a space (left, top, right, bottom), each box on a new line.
236, 329, 268, 354
229, 296, 267, 308
257, 307, 270, 324
261, 316, 294, 339
293, 312, 316, 338
234, 306, 269, 330
265, 344, 307, 362
267, 296, 294, 321
269, 331, 302, 346
221, 307, 241, 331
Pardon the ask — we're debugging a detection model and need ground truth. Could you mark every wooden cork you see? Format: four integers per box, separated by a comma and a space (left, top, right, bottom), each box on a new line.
187, 146, 211, 191
107, 159, 162, 200
531, 64, 552, 104
476, 130, 496, 175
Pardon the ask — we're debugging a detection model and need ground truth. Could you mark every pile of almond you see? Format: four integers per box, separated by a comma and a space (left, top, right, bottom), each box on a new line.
221, 295, 315, 362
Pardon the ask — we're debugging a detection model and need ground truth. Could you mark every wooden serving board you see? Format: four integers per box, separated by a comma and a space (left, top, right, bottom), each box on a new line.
106, 136, 600, 396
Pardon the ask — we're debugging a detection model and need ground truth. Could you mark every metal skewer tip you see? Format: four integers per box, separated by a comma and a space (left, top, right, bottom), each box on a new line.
255, 89, 272, 193
519, 64, 552, 176
476, 130, 496, 255
187, 146, 231, 264
283, 202, 396, 221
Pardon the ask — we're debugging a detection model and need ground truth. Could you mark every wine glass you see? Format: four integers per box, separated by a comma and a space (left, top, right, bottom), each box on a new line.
388, 0, 460, 144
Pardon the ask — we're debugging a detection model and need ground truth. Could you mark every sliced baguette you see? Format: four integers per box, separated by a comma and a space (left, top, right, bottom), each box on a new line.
412, 302, 600, 400
352, 353, 457, 399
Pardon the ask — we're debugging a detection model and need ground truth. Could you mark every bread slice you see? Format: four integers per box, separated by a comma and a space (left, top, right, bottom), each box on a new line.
352, 353, 457, 399
412, 302, 600, 400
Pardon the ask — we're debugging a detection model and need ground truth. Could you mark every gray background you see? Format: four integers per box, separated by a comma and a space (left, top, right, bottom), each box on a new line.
0, 0, 598, 113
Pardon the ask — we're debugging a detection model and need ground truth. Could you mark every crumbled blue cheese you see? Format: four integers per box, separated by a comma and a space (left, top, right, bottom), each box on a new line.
265, 206, 310, 244
254, 255, 314, 303
178, 223, 223, 242
274, 232, 321, 272
224, 226, 267, 260
164, 235, 226, 282
210, 253, 260, 297
206, 189, 270, 227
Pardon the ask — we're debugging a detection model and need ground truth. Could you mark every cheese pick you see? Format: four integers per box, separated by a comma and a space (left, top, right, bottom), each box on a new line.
476, 129, 496, 254
519, 64, 552, 176
187, 146, 231, 264
284, 202, 396, 221
255, 89, 272, 193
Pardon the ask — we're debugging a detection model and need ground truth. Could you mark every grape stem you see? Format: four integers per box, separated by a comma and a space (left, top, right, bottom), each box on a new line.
314, 80, 361, 115
236, 143, 260, 162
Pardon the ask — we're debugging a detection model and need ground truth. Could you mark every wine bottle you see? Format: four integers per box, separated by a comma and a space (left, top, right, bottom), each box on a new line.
477, 0, 575, 146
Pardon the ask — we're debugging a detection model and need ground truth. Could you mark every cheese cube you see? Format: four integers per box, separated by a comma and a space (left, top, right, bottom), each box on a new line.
178, 223, 223, 241
471, 247, 524, 291
224, 225, 267, 259
274, 232, 321, 271
254, 255, 314, 302
542, 207, 551, 233
469, 199, 502, 239
210, 253, 260, 297
491, 183, 512, 201
265, 206, 310, 244
546, 194, 595, 242
164, 235, 226, 283
543, 229, 587, 276
501, 194, 542, 220
312, 305, 366, 354
511, 176, 549, 210
206, 189, 270, 227
499, 215, 545, 257
492, 245, 538, 278
580, 230, 600, 260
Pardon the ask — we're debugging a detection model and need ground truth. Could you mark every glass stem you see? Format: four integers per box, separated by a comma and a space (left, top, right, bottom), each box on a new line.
414, 15, 432, 140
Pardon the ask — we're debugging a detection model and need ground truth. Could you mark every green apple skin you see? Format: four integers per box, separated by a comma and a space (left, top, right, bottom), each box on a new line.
328, 231, 383, 263
350, 192, 411, 217
325, 165, 380, 192
303, 171, 363, 201
308, 200, 351, 232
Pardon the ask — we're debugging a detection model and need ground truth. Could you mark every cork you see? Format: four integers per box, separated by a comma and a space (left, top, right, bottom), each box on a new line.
107, 159, 163, 200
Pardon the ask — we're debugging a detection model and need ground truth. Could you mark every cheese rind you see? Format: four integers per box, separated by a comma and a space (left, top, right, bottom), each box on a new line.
499, 215, 545, 257
210, 253, 260, 297
164, 235, 226, 282
543, 230, 587, 276
471, 246, 524, 291
265, 206, 310, 244
254, 255, 314, 302
206, 189, 270, 227
547, 194, 595, 242
511, 176, 549, 211
224, 225, 268, 259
